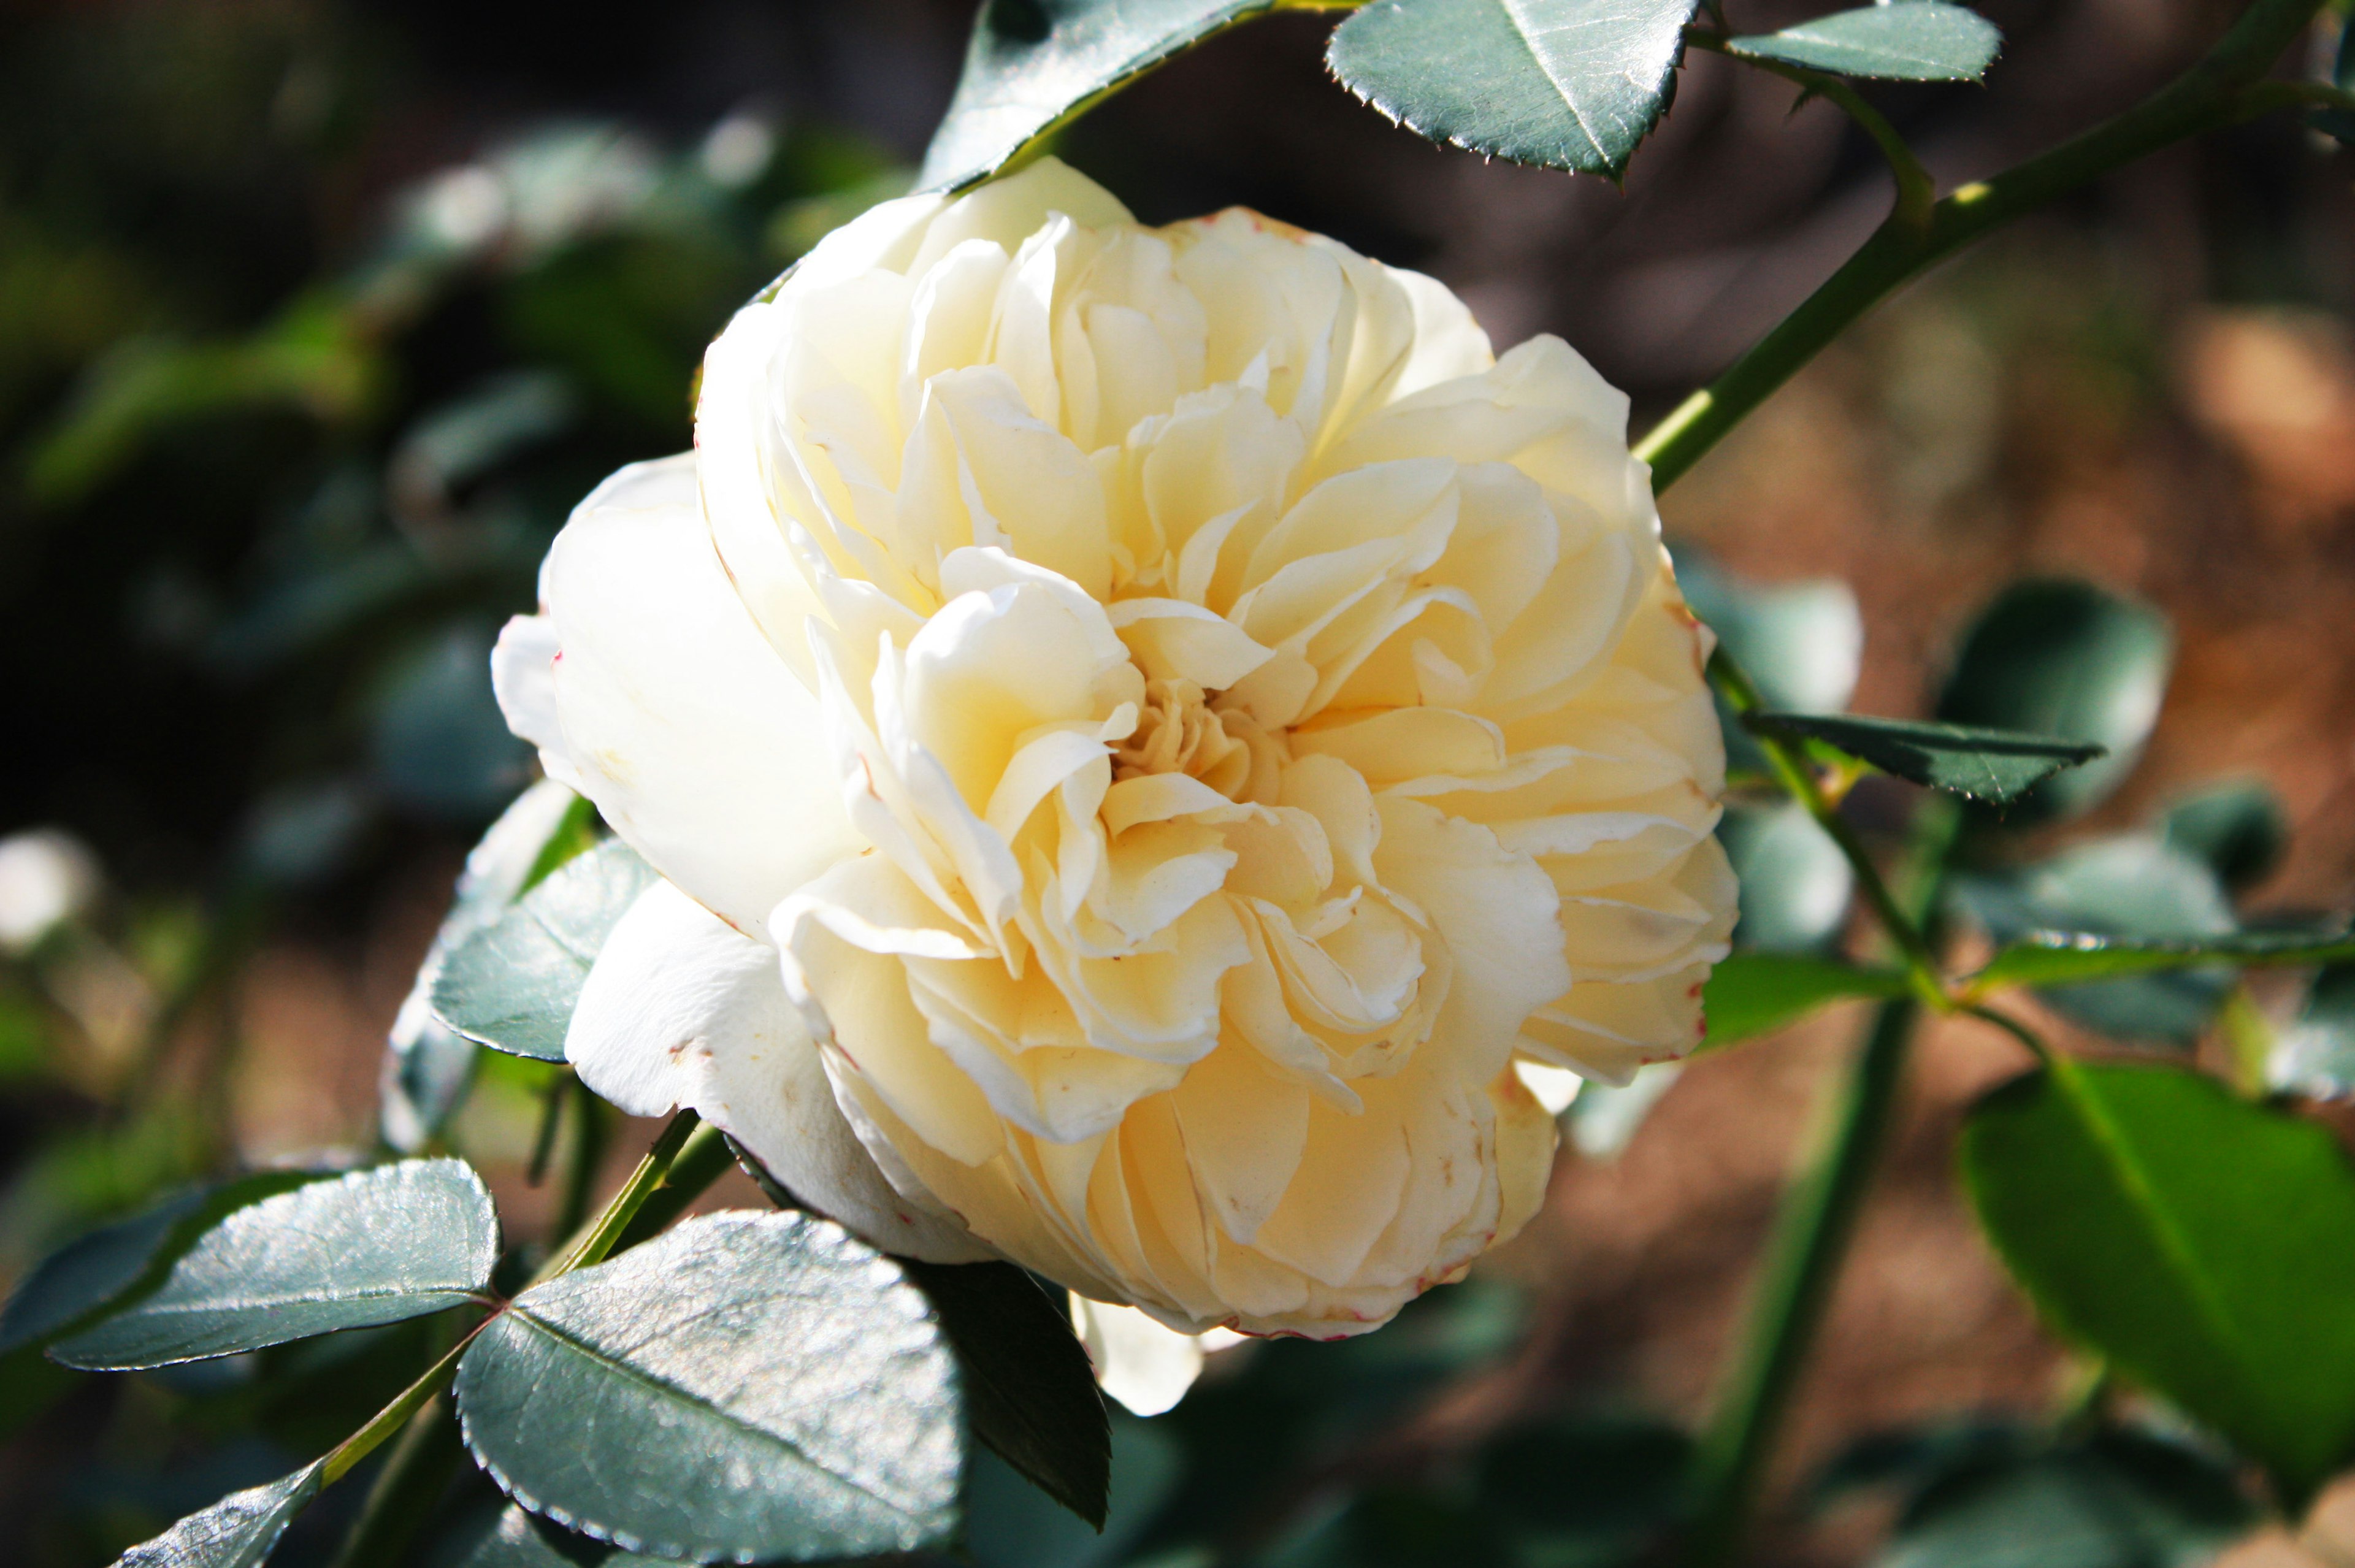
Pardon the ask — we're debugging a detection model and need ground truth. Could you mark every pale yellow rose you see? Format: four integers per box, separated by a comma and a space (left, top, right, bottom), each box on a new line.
494, 158, 1734, 1342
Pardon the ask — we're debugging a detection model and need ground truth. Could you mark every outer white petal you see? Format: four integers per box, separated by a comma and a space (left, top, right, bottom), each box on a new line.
540, 471, 865, 936
567, 878, 991, 1263
1071, 1294, 1209, 1416
489, 615, 583, 793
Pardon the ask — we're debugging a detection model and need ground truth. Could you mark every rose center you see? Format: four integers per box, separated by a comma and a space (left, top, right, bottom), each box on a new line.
1112, 678, 1262, 799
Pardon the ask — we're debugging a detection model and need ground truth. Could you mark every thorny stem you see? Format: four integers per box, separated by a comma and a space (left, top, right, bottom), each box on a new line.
1638, 0, 2341, 492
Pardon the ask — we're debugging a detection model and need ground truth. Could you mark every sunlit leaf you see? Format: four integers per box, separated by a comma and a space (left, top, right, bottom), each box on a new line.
1935, 579, 2172, 825
1726, 3, 2001, 83
1329, 0, 1701, 178
1961, 1060, 2355, 1503
448, 1505, 670, 1568
1700, 952, 1910, 1052
456, 1211, 962, 1563
1744, 713, 2102, 807
109, 1461, 324, 1568
921, 0, 1296, 192
431, 838, 657, 1061
52, 1160, 497, 1371
905, 1260, 1109, 1529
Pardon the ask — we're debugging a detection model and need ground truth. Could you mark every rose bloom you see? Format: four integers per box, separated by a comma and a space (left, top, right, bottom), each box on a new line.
494, 158, 1734, 1342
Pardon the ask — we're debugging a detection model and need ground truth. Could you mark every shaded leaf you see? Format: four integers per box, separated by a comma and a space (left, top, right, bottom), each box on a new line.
1960, 1060, 2355, 1502
110, 1461, 324, 1568
1953, 837, 2237, 1046
1328, 0, 1701, 178
1720, 802, 1854, 952
0, 1172, 321, 1355
1745, 713, 2102, 807
456, 1210, 962, 1564
2268, 962, 2355, 1101
905, 1260, 1109, 1529
52, 1160, 497, 1371
1936, 580, 2172, 825
1479, 1413, 1692, 1562
2161, 778, 2287, 893
1701, 952, 1910, 1052
431, 838, 657, 1061
1970, 927, 2355, 993
965, 1415, 1184, 1568
921, 0, 1289, 192
1871, 1428, 2251, 1568
1726, 2, 2001, 82
385, 779, 591, 1151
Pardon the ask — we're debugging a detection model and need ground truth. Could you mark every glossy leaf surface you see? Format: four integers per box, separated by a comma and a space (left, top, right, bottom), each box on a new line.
905, 1260, 1109, 1528
1961, 1060, 2355, 1501
52, 1160, 497, 1370
1699, 952, 1909, 1052
1745, 713, 2102, 806
450, 1505, 670, 1568
1725, 2, 2001, 82
431, 837, 657, 1061
1936, 580, 2171, 824
110, 1461, 324, 1568
1329, 0, 1701, 178
456, 1210, 962, 1564
920, 0, 1289, 191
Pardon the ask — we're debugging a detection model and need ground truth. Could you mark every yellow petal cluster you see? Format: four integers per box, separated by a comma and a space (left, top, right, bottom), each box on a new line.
500, 158, 1734, 1337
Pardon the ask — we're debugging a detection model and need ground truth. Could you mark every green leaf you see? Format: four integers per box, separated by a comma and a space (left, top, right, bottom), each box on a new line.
920, 0, 1292, 193
449, 1505, 670, 1568
1744, 713, 2103, 807
1954, 837, 2238, 1046
2271, 963, 2355, 1100
1872, 1429, 2253, 1568
109, 1460, 325, 1568
52, 1160, 498, 1371
385, 779, 592, 1150
965, 1415, 1185, 1568
1935, 579, 2172, 825
431, 838, 657, 1061
1701, 952, 1909, 1051
904, 1260, 1109, 1529
2161, 778, 2287, 893
1959, 1060, 2355, 1502
456, 1210, 963, 1563
1719, 803, 1854, 952
1328, 0, 1701, 178
1969, 927, 2355, 993
1726, 2, 2001, 82
1478, 1413, 1692, 1561
0, 1172, 321, 1355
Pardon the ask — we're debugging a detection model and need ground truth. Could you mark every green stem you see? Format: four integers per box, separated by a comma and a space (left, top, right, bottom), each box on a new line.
1711, 650, 1948, 1005
551, 1075, 612, 1244
324, 1391, 465, 1568
535, 1108, 700, 1283
320, 1334, 475, 1486
1639, 0, 2334, 494
1682, 995, 1921, 1567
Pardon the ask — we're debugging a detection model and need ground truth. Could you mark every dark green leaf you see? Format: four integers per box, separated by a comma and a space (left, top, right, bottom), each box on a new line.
1874, 1428, 2252, 1568
2161, 779, 2287, 893
1970, 927, 2355, 993
905, 1260, 1109, 1529
0, 1172, 321, 1355
965, 1415, 1184, 1568
1328, 0, 1701, 178
920, 0, 1290, 192
52, 1160, 498, 1370
1700, 952, 1909, 1052
456, 1210, 963, 1563
109, 1460, 325, 1568
1953, 838, 2237, 1046
385, 779, 592, 1151
431, 838, 657, 1061
1960, 1060, 2355, 1502
1935, 579, 2172, 825
1745, 713, 2102, 807
1720, 802, 1854, 952
1478, 1413, 1691, 1561
1726, 2, 2001, 82
2268, 962, 2355, 1100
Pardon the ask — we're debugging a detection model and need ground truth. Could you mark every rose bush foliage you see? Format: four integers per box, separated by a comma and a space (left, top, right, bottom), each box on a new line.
492, 158, 1734, 1337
